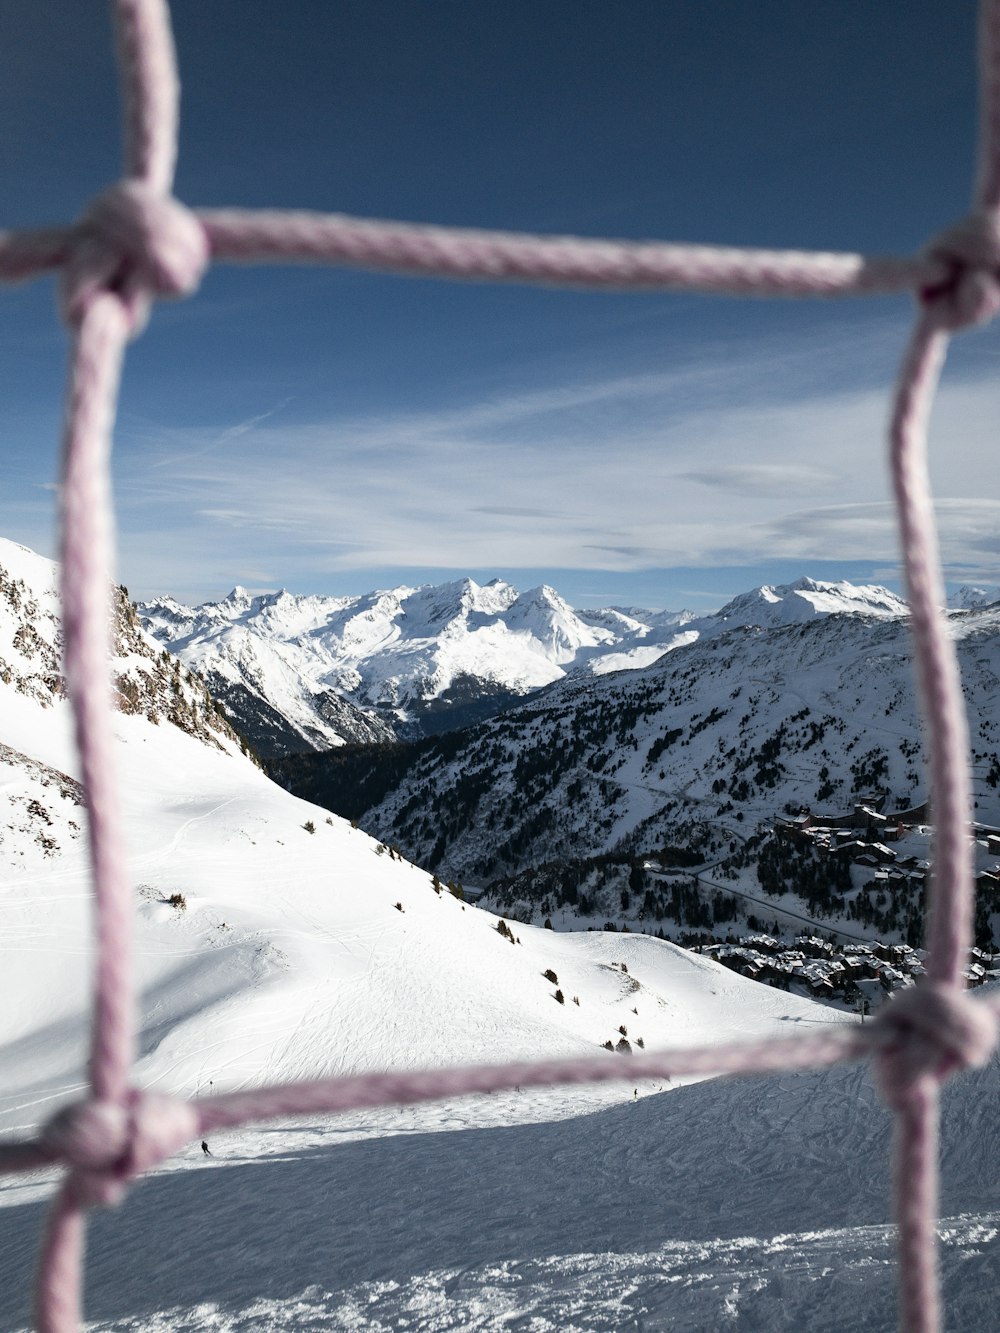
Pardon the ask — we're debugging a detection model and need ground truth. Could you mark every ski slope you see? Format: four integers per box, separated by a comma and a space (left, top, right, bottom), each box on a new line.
2, 1048, 998, 1330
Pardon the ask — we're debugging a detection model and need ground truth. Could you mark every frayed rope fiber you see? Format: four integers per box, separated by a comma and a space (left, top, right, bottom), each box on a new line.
0, 2, 999, 1330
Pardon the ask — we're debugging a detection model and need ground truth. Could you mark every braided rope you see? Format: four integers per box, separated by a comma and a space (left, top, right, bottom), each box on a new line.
198, 208, 939, 296
0, 2, 998, 1329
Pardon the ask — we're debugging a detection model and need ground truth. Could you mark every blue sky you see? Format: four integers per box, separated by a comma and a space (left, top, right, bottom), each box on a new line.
2, 0, 999, 610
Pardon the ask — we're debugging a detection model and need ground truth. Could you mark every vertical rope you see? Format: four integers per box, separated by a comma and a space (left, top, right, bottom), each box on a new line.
114, 0, 180, 192
35, 4, 184, 1323
884, 306, 959, 1333
59, 292, 134, 1104
888, 314, 971, 988
892, 1079, 942, 1333
46, 291, 132, 1333
34, 1182, 87, 1333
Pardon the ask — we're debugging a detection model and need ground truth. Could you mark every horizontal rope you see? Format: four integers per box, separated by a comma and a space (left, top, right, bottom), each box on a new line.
0, 212, 946, 299
193, 1027, 872, 1133
0, 227, 74, 283
199, 208, 940, 295
0, 1141, 55, 1173
6, 990, 998, 1175
0, 1027, 871, 1174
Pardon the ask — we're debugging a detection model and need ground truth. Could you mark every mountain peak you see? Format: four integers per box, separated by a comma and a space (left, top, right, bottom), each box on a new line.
513, 583, 571, 610
716, 578, 907, 627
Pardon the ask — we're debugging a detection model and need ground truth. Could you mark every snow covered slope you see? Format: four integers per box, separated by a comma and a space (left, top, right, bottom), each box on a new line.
139, 574, 908, 755
3, 540, 853, 1121
2, 539, 997, 1330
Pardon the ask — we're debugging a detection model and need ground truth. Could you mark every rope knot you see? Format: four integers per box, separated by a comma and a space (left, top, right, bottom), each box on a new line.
41, 1091, 198, 1207
872, 981, 998, 1111
921, 210, 1000, 330
60, 180, 208, 336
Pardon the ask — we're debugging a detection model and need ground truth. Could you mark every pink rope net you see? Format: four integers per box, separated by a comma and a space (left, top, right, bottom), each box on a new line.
1, 1, 999, 1329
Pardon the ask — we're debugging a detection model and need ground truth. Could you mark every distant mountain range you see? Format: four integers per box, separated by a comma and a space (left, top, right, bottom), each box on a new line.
138, 575, 910, 756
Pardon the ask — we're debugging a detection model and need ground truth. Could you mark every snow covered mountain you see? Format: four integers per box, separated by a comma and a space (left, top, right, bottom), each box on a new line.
138, 574, 908, 756
138, 576, 690, 755
953, 583, 1000, 610
713, 575, 907, 626
7, 539, 815, 1115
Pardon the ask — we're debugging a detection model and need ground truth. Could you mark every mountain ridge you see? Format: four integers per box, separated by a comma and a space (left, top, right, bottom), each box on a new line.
139, 573, 910, 756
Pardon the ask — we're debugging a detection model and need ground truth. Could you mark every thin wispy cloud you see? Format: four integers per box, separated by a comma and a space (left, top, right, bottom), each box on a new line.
149, 400, 294, 470
684, 463, 839, 495
473, 505, 565, 519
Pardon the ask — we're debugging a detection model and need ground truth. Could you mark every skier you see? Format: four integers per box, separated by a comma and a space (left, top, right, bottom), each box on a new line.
201, 1140, 212, 1156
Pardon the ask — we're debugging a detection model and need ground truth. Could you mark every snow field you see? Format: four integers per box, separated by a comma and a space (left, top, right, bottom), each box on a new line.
3, 542, 999, 1330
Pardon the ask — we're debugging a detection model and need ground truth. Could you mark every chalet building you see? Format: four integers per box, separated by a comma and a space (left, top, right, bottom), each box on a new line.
857, 804, 888, 827
809, 799, 887, 831
867, 843, 898, 865
837, 955, 863, 981
744, 934, 780, 950
832, 839, 870, 860
879, 965, 908, 992
775, 818, 814, 842
795, 935, 834, 956
806, 975, 835, 996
